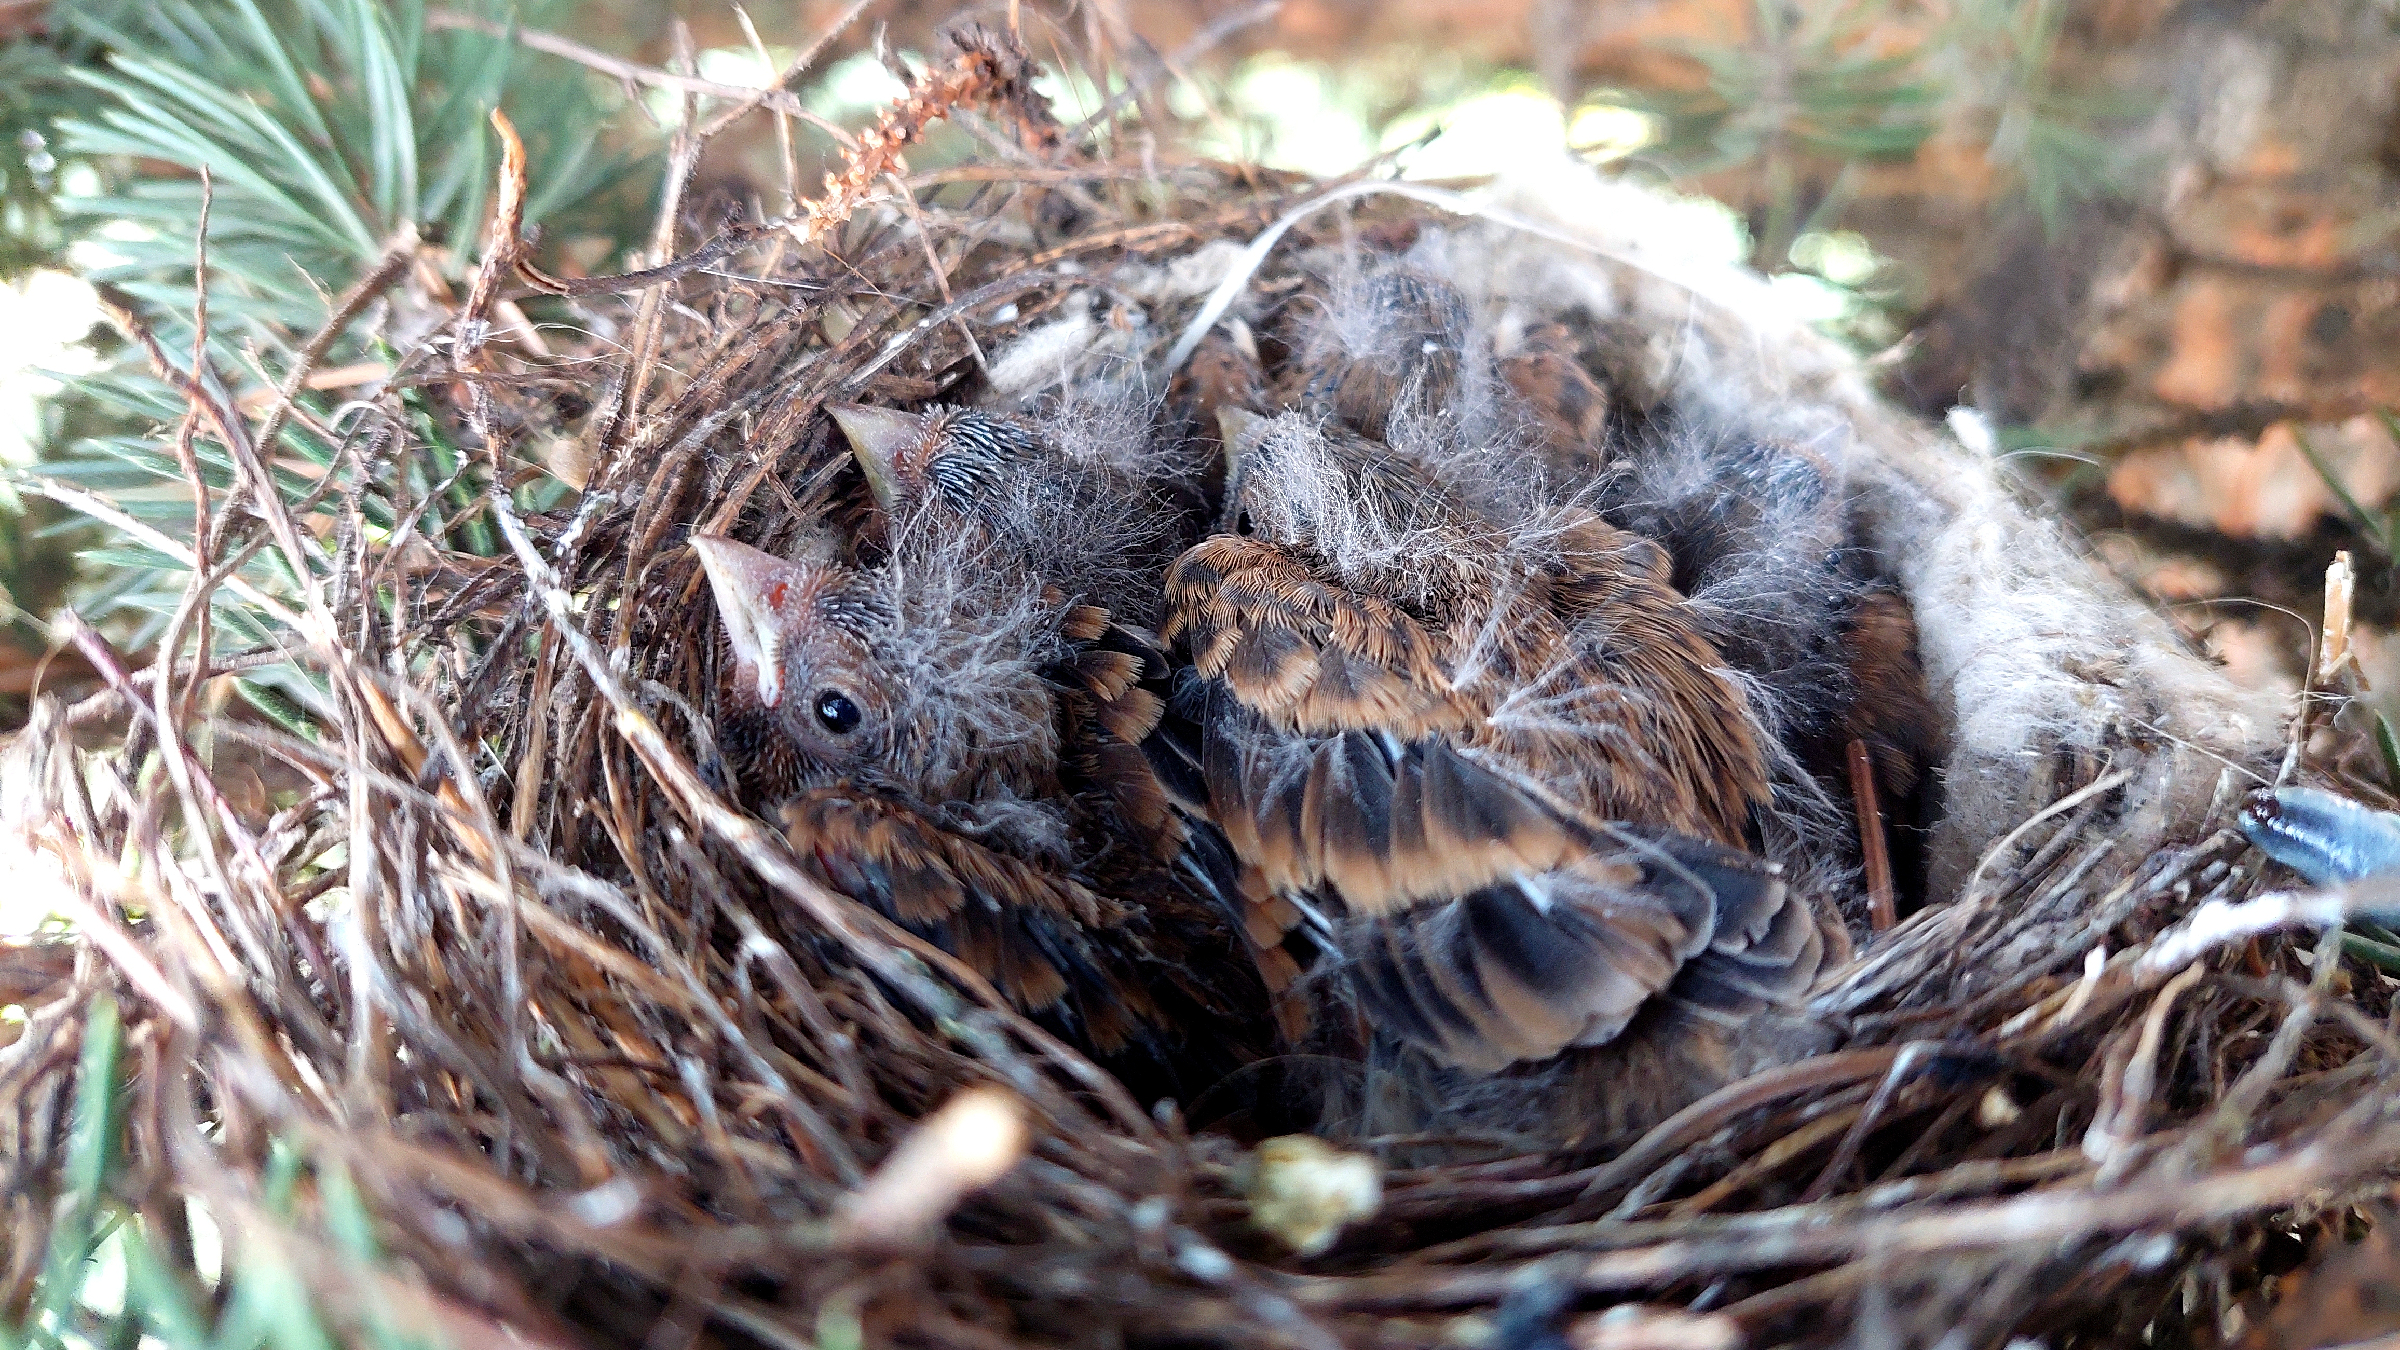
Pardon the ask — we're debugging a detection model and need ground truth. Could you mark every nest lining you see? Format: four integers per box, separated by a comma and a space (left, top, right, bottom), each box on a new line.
1, 39, 2391, 1350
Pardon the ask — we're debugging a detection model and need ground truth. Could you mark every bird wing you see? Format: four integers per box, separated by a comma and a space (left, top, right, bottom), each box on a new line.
1054, 604, 1175, 853
1199, 699, 1580, 915
1841, 587, 1940, 802
1168, 531, 1765, 911
1164, 535, 1568, 914
1499, 320, 1610, 481
1167, 530, 1810, 1072
1141, 666, 1316, 1040
1480, 523, 1772, 849
1196, 688, 1814, 1068
781, 787, 1152, 1048
1339, 823, 1794, 1072
1163, 535, 1475, 738
1052, 608, 1308, 1048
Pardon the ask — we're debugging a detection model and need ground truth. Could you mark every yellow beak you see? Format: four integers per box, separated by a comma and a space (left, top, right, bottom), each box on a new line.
828, 403, 925, 510
689, 534, 794, 709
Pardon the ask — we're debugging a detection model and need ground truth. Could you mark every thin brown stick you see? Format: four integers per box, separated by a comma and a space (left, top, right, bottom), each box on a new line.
734, 4, 801, 214
622, 21, 704, 433
1799, 1043, 1934, 1203
56, 615, 316, 1067
59, 649, 290, 725
2286, 550, 2363, 782
1563, 1048, 1905, 1217
880, 171, 988, 375
36, 887, 201, 1033
461, 109, 529, 377
424, 8, 856, 146
90, 289, 337, 640
169, 168, 217, 725
1849, 738, 1897, 931
502, 36, 1078, 310
700, 0, 876, 143
511, 216, 780, 299
792, 32, 1058, 251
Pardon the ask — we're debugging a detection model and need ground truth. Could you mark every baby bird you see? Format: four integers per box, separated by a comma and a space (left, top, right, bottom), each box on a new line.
1591, 424, 1942, 918
1273, 248, 1939, 907
693, 402, 1273, 1098
1278, 266, 1482, 443
1162, 409, 1841, 1144
1591, 432, 1897, 780
828, 401, 1195, 629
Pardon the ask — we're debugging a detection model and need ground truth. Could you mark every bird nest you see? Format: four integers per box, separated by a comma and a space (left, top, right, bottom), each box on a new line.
4, 25, 2393, 1350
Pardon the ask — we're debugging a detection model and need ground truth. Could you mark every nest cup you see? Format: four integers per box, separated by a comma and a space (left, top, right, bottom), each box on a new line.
1, 32, 2384, 1350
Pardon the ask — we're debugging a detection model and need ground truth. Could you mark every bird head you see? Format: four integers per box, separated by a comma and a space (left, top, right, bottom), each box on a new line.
1326, 267, 1472, 376
832, 401, 1188, 630
1219, 409, 1456, 565
1298, 264, 1479, 440
830, 403, 1046, 522
691, 533, 892, 773
692, 531, 1074, 815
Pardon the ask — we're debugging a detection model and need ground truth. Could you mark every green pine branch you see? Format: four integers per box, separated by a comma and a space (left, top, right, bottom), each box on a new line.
9, 0, 657, 677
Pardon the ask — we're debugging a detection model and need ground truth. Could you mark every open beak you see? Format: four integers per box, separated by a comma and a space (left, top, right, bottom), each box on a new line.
690, 534, 794, 709
829, 403, 924, 510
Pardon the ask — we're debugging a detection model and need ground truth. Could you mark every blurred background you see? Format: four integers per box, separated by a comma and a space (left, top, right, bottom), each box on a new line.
2, 0, 2395, 730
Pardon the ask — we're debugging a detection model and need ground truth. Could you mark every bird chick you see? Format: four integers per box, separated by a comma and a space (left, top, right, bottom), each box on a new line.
1591, 425, 1942, 909
1278, 252, 1936, 916
1280, 248, 1936, 842
1594, 431, 1855, 761
824, 398, 1319, 1040
1162, 411, 1841, 1145
693, 414, 1272, 1094
828, 401, 1196, 629
1498, 320, 1612, 484
1278, 262, 1491, 445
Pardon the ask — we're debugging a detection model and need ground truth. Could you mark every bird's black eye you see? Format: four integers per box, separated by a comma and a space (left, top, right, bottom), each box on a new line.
1235, 510, 1255, 536
812, 689, 863, 735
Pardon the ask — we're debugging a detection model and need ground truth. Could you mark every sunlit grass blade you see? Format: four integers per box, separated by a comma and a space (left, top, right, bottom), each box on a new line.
34, 996, 124, 1336
2293, 428, 2391, 558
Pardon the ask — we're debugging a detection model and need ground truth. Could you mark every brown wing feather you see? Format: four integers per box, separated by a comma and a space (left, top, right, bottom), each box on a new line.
1843, 587, 1940, 801
782, 788, 1117, 929
1343, 832, 1795, 1071
1463, 519, 1770, 848
780, 787, 1188, 1051
1164, 536, 1472, 737
1500, 321, 1611, 481
1057, 618, 1170, 747
1166, 483, 1801, 1074
1348, 877, 1690, 1073
1055, 611, 1309, 1055
1199, 699, 1599, 918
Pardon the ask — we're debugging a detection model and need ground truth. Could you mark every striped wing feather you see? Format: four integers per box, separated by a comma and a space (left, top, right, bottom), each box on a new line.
782, 788, 1153, 1047
1164, 536, 1473, 738
1166, 524, 1813, 1072
1342, 828, 1792, 1071
1063, 609, 1313, 1040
